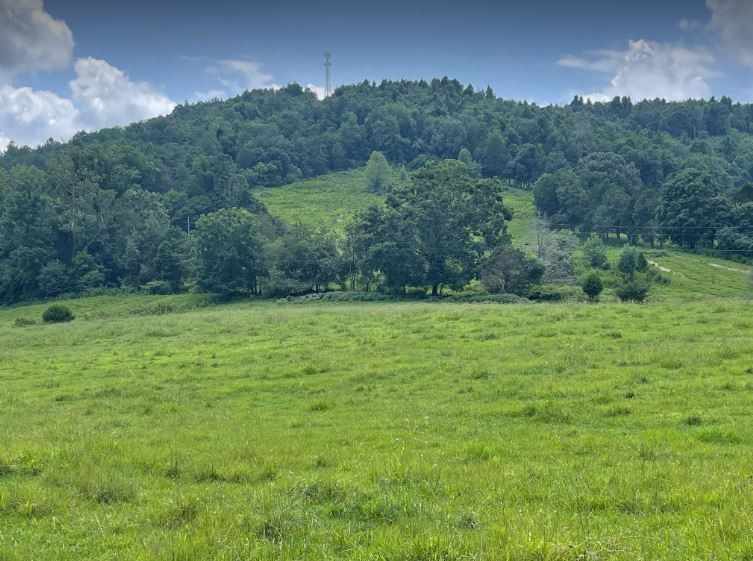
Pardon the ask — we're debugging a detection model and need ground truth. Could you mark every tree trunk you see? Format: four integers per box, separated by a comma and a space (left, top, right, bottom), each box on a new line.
431, 284, 439, 296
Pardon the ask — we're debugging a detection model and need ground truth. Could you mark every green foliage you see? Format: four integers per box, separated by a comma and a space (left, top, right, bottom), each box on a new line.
42, 304, 75, 323
656, 167, 732, 248
351, 160, 512, 294
3, 79, 753, 303
582, 272, 604, 301
480, 246, 544, 295
267, 225, 340, 296
582, 235, 609, 269
194, 208, 268, 295
37, 260, 72, 298
615, 278, 650, 302
365, 151, 392, 193
618, 246, 640, 279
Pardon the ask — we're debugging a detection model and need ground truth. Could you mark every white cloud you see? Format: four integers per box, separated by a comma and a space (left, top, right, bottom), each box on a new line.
0, 0, 74, 83
205, 59, 280, 96
559, 39, 716, 101
0, 84, 78, 148
706, 0, 753, 69
306, 83, 326, 100
71, 57, 176, 129
0, 59, 176, 149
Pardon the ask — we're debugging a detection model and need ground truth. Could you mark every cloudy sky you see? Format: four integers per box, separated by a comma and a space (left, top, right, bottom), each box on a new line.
2, 0, 753, 150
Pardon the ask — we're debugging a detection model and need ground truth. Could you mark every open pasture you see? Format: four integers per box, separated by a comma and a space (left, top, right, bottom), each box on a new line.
2, 297, 753, 560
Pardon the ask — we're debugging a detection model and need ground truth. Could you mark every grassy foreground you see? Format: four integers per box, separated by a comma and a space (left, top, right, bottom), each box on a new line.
2, 297, 753, 560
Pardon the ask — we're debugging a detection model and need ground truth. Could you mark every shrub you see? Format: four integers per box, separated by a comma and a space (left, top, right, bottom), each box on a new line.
527, 284, 584, 302
582, 272, 604, 301
14, 317, 36, 327
615, 279, 649, 302
142, 280, 175, 295
582, 235, 609, 269
42, 305, 75, 323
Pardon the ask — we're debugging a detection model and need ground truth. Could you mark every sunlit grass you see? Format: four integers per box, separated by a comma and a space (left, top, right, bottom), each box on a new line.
2, 297, 753, 559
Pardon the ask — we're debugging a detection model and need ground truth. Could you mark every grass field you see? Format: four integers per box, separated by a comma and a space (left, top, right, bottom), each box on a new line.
3, 296, 753, 560
254, 169, 382, 232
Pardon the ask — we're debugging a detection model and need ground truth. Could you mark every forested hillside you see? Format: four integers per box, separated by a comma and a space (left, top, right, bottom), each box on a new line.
2, 78, 753, 303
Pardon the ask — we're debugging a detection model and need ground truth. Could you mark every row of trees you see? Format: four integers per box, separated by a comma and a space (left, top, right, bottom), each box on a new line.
533, 152, 753, 255
0, 160, 528, 303
195, 161, 517, 297
4, 78, 753, 302
4, 79, 753, 229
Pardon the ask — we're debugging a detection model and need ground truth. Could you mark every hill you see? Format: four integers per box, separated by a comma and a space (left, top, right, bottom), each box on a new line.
2, 78, 753, 303
257, 171, 752, 301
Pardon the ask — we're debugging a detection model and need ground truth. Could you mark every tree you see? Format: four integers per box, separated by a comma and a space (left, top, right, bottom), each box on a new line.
655, 168, 731, 248
582, 234, 608, 269
365, 151, 392, 193
268, 225, 340, 295
615, 278, 649, 302
617, 246, 646, 280
582, 272, 604, 301
477, 130, 510, 178
352, 160, 512, 295
38, 260, 72, 298
480, 246, 544, 295
194, 208, 268, 295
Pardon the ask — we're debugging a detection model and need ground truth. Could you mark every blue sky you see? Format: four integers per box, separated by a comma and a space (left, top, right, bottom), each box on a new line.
2, 0, 753, 149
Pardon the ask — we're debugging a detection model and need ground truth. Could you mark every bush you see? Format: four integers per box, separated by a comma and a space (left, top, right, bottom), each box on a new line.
582, 235, 609, 269
527, 284, 584, 302
42, 305, 75, 323
615, 279, 649, 302
582, 273, 604, 301
141, 280, 176, 295
14, 317, 36, 327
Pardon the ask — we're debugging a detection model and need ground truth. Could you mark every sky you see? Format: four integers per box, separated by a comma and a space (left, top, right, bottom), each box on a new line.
2, 0, 753, 150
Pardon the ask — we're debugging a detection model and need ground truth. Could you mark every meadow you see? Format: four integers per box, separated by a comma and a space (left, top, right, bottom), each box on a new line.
2, 296, 753, 560
254, 169, 383, 232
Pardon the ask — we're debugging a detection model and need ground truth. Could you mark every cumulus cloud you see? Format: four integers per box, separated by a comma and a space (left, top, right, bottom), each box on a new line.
706, 0, 753, 69
0, 84, 78, 149
205, 59, 280, 96
0, 0, 74, 83
0, 58, 175, 149
559, 39, 716, 101
306, 83, 326, 100
71, 57, 175, 129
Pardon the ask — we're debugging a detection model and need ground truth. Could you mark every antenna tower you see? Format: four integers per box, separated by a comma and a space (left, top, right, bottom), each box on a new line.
323, 52, 332, 98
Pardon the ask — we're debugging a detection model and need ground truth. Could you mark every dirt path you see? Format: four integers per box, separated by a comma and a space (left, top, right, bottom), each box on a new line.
648, 260, 671, 273
709, 263, 750, 274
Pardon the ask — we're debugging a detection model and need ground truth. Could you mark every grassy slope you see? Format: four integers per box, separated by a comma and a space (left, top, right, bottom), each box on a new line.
2, 298, 753, 559
254, 169, 382, 231
257, 172, 752, 300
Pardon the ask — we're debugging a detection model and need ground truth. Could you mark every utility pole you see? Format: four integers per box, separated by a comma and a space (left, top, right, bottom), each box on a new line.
323, 52, 332, 98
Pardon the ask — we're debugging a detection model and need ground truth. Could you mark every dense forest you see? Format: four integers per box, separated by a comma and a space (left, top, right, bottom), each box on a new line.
2, 77, 753, 304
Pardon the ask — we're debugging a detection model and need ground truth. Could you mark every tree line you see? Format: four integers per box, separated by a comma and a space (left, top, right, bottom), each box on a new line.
3, 78, 753, 303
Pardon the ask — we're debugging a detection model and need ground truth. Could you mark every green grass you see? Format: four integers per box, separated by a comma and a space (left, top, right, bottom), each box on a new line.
501, 186, 544, 250
254, 169, 383, 231
643, 250, 752, 299
3, 296, 753, 559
